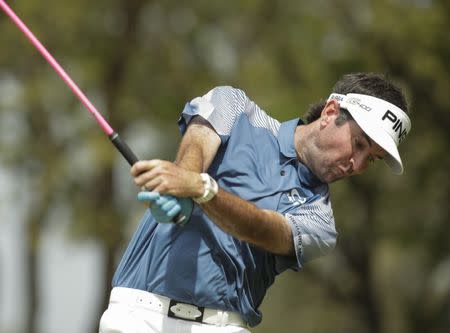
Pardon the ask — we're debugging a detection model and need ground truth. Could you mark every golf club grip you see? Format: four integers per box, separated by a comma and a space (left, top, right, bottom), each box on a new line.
109, 132, 139, 166
109, 132, 184, 224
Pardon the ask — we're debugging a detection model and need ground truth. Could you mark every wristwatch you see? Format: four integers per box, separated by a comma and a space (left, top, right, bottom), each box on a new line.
193, 173, 219, 203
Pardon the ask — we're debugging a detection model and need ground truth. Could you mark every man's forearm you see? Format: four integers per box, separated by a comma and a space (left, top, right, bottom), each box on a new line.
175, 117, 220, 173
200, 189, 294, 256
175, 143, 204, 172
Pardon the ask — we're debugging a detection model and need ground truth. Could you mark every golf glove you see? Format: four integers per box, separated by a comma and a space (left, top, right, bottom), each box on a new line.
137, 191, 193, 226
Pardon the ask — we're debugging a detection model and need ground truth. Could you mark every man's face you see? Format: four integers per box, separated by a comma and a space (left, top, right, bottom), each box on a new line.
308, 103, 387, 183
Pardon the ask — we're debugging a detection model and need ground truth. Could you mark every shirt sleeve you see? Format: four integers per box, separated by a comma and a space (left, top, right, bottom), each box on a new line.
275, 194, 338, 272
178, 86, 279, 145
177, 86, 247, 143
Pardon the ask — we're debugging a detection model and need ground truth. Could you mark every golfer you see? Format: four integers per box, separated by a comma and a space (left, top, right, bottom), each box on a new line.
99, 73, 411, 333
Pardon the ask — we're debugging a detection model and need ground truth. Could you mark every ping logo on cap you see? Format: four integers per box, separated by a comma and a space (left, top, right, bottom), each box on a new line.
382, 110, 408, 143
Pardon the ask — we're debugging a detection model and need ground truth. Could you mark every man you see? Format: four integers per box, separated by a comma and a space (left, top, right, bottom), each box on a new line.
99, 73, 411, 333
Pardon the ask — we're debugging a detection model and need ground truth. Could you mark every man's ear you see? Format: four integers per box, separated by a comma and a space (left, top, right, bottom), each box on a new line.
319, 99, 340, 126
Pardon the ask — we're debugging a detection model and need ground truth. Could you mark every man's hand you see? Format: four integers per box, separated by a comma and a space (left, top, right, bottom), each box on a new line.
137, 191, 193, 226
131, 160, 204, 198
131, 160, 198, 225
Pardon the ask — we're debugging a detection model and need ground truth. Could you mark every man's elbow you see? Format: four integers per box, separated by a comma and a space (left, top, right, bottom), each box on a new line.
254, 210, 295, 256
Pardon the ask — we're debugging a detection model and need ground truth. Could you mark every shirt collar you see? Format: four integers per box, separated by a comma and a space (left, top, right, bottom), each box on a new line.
278, 118, 302, 158
278, 118, 324, 187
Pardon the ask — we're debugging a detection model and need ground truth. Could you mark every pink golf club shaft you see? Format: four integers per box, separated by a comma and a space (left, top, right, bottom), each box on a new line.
0, 0, 138, 165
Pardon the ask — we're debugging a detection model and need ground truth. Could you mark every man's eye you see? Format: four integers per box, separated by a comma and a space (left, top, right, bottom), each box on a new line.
354, 138, 364, 150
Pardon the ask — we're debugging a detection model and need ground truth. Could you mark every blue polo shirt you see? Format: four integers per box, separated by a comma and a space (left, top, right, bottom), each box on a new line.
112, 86, 337, 327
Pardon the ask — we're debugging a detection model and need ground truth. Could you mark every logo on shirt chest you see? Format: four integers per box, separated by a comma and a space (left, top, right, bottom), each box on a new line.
286, 189, 307, 206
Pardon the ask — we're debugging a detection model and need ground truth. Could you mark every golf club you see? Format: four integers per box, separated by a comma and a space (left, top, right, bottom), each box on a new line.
0, 0, 138, 165
0, 1, 188, 224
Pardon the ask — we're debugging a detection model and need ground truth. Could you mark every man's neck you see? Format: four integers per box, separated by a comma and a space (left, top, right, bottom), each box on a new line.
294, 123, 314, 166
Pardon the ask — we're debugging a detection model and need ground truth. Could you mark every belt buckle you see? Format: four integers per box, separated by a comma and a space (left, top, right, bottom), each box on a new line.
167, 299, 205, 323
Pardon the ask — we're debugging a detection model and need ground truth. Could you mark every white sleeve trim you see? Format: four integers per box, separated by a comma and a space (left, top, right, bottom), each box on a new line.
188, 95, 215, 120
285, 195, 337, 266
180, 86, 280, 139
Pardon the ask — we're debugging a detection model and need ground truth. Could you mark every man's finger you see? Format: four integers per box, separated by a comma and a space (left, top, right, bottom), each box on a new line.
156, 196, 168, 206
133, 169, 164, 189
130, 159, 162, 177
161, 199, 177, 212
167, 204, 181, 217
137, 191, 160, 202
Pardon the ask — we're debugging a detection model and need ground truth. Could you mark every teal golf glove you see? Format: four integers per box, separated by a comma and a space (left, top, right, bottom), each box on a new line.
137, 191, 193, 225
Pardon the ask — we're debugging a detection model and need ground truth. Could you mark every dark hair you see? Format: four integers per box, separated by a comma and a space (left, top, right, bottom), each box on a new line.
334, 107, 353, 126
304, 73, 409, 123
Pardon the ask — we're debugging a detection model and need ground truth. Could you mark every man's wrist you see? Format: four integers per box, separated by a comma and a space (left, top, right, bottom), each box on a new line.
193, 173, 219, 203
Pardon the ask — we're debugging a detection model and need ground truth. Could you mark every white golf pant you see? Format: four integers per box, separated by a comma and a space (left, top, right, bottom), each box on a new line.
99, 288, 251, 333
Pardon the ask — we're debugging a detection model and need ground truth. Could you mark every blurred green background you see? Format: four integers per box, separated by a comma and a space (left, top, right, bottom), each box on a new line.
0, 0, 448, 332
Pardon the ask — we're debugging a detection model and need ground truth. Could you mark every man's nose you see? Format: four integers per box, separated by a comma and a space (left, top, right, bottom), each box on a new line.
350, 155, 368, 174
345, 159, 354, 175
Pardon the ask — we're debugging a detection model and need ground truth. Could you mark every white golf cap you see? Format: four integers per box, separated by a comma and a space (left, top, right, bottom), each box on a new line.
327, 93, 411, 174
